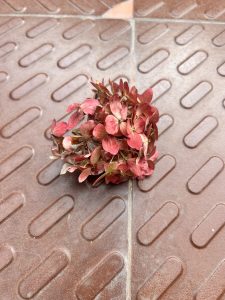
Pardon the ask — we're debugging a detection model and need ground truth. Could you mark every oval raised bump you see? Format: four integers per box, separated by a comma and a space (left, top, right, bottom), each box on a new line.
57, 44, 91, 69
180, 81, 213, 109
37, 159, 62, 186
82, 197, 126, 241
97, 46, 129, 71
68, 0, 94, 15
19, 249, 69, 299
212, 29, 225, 47
3, 0, 26, 12
19, 43, 54, 67
158, 114, 174, 136
178, 50, 208, 75
175, 24, 204, 45
76, 252, 124, 300
135, 1, 165, 17
138, 155, 176, 192
137, 202, 179, 246
184, 116, 218, 148
138, 49, 169, 74
100, 21, 130, 41
151, 79, 172, 102
10, 73, 48, 100
0, 245, 14, 272
52, 74, 88, 102
0, 107, 41, 138
138, 23, 168, 45
217, 61, 225, 77
205, 2, 225, 19
29, 195, 74, 238
187, 156, 224, 194
0, 146, 34, 182
191, 204, 225, 249
0, 71, 9, 83
0, 42, 17, 59
0, 192, 24, 224
26, 19, 58, 39
170, 0, 197, 18
137, 257, 183, 299
196, 259, 225, 300
63, 20, 94, 40
36, 0, 60, 13
0, 18, 24, 36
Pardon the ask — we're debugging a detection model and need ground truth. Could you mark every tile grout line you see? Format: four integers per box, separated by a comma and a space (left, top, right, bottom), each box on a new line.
126, 179, 133, 300
126, 17, 135, 300
1, 13, 225, 25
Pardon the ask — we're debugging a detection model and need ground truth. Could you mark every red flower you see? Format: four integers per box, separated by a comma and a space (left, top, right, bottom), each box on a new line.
50, 79, 159, 185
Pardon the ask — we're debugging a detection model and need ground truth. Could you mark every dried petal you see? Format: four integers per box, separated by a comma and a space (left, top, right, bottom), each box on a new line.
93, 123, 107, 140
90, 146, 101, 165
67, 111, 83, 130
51, 121, 68, 137
78, 168, 91, 183
120, 121, 127, 136
62, 136, 72, 150
134, 117, 145, 133
139, 88, 153, 103
105, 115, 119, 135
102, 136, 120, 155
60, 163, 77, 174
67, 103, 80, 113
80, 120, 96, 138
127, 133, 142, 150
80, 98, 99, 115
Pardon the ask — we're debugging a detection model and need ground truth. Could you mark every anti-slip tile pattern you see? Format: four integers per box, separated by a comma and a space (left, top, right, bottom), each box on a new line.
134, 0, 225, 21
0, 0, 127, 15
1, 0, 225, 299
0, 16, 132, 299
133, 20, 225, 299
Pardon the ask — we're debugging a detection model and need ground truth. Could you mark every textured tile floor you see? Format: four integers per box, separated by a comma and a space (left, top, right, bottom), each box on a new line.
0, 0, 225, 299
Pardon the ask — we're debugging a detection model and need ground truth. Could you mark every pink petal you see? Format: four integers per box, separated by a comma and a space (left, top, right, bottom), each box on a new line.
134, 117, 145, 133
140, 134, 148, 157
120, 122, 127, 136
90, 146, 101, 165
110, 98, 127, 120
93, 124, 107, 140
67, 103, 80, 113
126, 119, 132, 135
80, 120, 96, 138
120, 104, 127, 120
105, 115, 119, 135
105, 174, 123, 184
127, 133, 143, 150
52, 121, 68, 137
102, 136, 120, 155
110, 98, 122, 119
139, 88, 153, 103
80, 98, 99, 115
127, 159, 142, 177
62, 136, 72, 150
150, 150, 159, 162
67, 111, 83, 130
78, 168, 91, 183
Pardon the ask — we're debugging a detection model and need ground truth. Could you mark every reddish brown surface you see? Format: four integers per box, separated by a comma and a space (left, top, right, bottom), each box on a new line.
134, 0, 225, 20
1, 1, 225, 299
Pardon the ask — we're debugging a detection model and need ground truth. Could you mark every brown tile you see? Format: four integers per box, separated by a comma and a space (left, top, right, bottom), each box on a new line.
134, 0, 225, 21
0, 16, 132, 299
132, 20, 225, 299
0, 0, 128, 15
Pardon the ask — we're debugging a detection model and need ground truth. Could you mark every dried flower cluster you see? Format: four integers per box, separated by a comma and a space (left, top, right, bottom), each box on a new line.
50, 79, 159, 186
